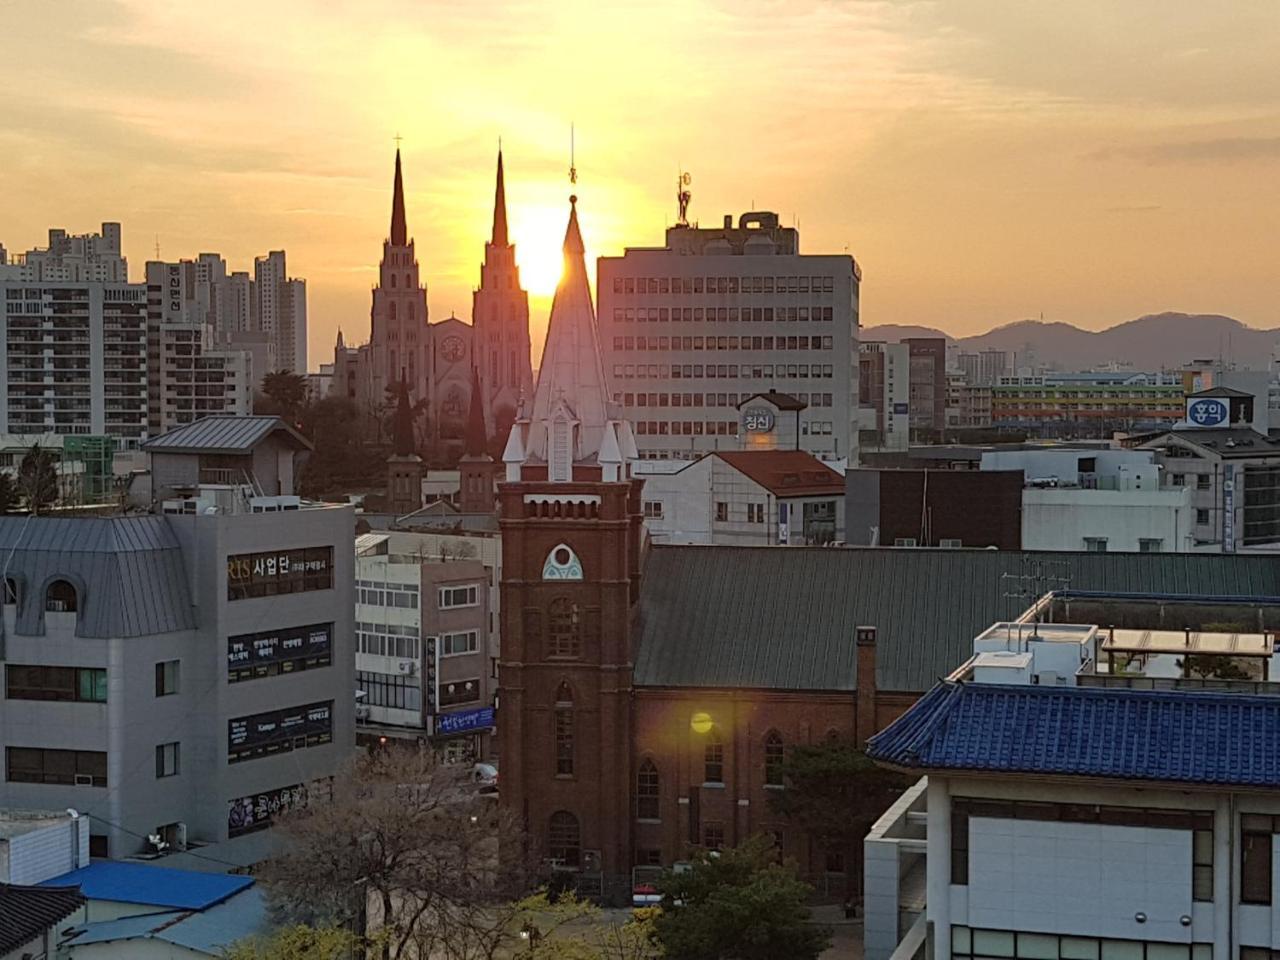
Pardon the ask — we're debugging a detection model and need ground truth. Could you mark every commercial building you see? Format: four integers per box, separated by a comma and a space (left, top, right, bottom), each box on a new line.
354, 532, 496, 759
597, 211, 860, 461
1135, 389, 1280, 551
865, 589, 1280, 960
993, 372, 1185, 434
906, 337, 947, 433
859, 341, 911, 452
635, 449, 845, 545
0, 417, 355, 866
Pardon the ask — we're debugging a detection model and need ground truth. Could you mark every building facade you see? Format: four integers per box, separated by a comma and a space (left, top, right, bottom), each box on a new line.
859, 341, 911, 452
597, 212, 860, 462
993, 372, 1185, 433
0, 223, 127, 283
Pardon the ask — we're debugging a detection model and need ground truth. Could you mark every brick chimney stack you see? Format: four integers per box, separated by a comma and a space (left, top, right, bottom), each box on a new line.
856, 626, 878, 747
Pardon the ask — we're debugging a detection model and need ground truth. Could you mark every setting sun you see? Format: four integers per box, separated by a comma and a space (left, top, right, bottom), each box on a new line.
511, 203, 570, 297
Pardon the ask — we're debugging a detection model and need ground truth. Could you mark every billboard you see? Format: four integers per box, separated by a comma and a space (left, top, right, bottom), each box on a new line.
1186, 397, 1229, 428
436, 706, 495, 737
227, 622, 332, 682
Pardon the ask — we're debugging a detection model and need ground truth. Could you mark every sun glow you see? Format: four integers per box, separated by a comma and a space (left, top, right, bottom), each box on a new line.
511, 203, 571, 296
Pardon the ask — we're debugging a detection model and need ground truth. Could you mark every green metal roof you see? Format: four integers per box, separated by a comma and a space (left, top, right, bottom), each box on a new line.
634, 546, 1280, 693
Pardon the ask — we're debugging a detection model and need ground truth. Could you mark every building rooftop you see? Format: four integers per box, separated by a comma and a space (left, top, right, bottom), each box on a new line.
1145, 427, 1280, 459
737, 390, 807, 412
713, 450, 844, 497
634, 546, 1280, 693
1101, 627, 1273, 658
63, 886, 267, 955
867, 680, 1280, 788
0, 516, 195, 638
142, 415, 312, 455
41, 861, 253, 911
0, 808, 75, 841
0, 883, 84, 954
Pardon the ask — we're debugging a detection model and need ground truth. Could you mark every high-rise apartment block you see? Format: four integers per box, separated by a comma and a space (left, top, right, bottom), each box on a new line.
597, 212, 860, 461
0, 223, 127, 283
253, 251, 307, 374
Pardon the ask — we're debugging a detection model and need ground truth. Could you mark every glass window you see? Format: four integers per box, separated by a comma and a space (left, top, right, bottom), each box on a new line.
973, 930, 1015, 958
1061, 938, 1100, 960
439, 679, 480, 708
704, 731, 724, 784
549, 811, 580, 867
549, 598, 581, 659
1018, 934, 1061, 960
1241, 818, 1273, 904
637, 758, 659, 820
764, 731, 784, 786
155, 660, 179, 696
952, 927, 972, 955
1193, 818, 1213, 901
438, 585, 479, 608
555, 684, 574, 776
442, 631, 479, 656
155, 741, 180, 778
703, 821, 725, 850
1101, 941, 1143, 960
952, 802, 970, 884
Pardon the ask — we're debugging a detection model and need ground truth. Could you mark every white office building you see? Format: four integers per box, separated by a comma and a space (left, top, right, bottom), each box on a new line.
598, 212, 860, 461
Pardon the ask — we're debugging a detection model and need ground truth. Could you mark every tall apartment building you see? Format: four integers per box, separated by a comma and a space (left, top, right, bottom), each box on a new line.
0, 281, 149, 445
0, 418, 354, 866
906, 337, 947, 433
0, 223, 127, 283
957, 348, 1010, 387
597, 212, 860, 461
858, 340, 911, 451
254, 251, 307, 374
145, 261, 253, 435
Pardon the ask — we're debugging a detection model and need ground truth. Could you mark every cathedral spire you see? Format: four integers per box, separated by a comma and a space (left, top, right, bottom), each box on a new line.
491, 149, 509, 248
464, 366, 488, 458
390, 148, 407, 246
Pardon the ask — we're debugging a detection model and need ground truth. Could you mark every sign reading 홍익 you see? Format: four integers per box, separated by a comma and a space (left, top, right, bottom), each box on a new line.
436, 706, 495, 736
1186, 397, 1229, 428
743, 408, 775, 433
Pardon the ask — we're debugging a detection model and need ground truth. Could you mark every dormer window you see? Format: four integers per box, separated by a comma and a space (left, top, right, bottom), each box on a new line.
45, 579, 78, 614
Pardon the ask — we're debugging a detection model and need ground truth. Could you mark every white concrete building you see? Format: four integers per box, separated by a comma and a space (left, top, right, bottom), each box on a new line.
598, 212, 860, 461
0, 808, 90, 884
865, 591, 1280, 960
635, 448, 845, 545
0, 223, 127, 283
0, 280, 150, 445
980, 447, 1195, 552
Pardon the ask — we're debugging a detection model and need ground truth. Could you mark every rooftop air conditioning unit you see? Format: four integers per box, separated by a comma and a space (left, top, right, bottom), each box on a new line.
355, 705, 371, 720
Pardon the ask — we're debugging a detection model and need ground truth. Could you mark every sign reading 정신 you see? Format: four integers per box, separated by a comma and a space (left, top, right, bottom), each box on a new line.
743, 408, 775, 433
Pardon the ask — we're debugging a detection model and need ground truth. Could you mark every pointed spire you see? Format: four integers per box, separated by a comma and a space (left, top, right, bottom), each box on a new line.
490, 149, 509, 248
563, 194, 584, 256
464, 366, 489, 458
335, 327, 345, 349
391, 378, 416, 457
390, 149, 407, 246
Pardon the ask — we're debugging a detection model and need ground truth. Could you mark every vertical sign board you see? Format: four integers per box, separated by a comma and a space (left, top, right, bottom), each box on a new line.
1223, 464, 1236, 553
777, 502, 790, 545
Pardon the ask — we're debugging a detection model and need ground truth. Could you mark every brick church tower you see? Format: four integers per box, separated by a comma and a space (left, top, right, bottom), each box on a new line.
497, 194, 643, 896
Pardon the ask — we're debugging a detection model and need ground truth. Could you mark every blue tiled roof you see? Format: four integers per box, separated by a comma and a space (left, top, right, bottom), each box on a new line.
64, 887, 268, 955
40, 861, 253, 910
866, 681, 1280, 787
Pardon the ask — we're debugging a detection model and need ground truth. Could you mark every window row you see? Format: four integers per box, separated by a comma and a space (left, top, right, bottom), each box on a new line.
439, 584, 480, 609
627, 731, 787, 817
613, 363, 836, 380
7, 747, 107, 787
441, 630, 480, 657
613, 335, 835, 352
951, 926, 1212, 960
611, 275, 836, 295
620, 391, 835, 409
356, 627, 421, 660
357, 586, 418, 609
356, 670, 422, 711
440, 678, 482, 708
6, 664, 106, 702
634, 420, 739, 437
609, 306, 837, 324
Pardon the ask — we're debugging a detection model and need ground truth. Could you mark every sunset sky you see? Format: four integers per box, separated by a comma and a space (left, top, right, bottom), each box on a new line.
4, 0, 1280, 369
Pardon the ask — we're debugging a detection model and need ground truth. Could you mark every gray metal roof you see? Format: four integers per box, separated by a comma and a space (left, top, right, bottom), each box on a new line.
142, 415, 312, 454
0, 516, 195, 638
634, 546, 1280, 693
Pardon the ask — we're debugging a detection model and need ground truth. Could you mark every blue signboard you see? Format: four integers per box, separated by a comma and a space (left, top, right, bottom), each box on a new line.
436, 706, 494, 736
1187, 398, 1229, 427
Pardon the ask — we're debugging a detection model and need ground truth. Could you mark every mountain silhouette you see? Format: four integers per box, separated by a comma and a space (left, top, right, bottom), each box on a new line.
863, 313, 1278, 371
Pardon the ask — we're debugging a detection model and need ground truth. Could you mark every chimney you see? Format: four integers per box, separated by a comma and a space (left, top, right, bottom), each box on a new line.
856, 626, 877, 747
723, 214, 733, 229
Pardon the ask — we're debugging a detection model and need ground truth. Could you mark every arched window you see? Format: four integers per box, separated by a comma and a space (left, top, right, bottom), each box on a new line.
408, 302, 415, 321
636, 759, 660, 820
390, 302, 397, 321
548, 810, 580, 868
548, 598, 580, 658
390, 273, 397, 288
45, 580, 77, 614
555, 682, 574, 776
405, 273, 411, 288
764, 731, 785, 787
704, 729, 724, 784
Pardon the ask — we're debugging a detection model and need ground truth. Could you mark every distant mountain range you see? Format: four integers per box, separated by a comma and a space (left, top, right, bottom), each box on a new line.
863, 313, 1279, 371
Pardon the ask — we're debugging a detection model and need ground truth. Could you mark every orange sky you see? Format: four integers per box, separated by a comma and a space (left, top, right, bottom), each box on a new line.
4, 0, 1280, 370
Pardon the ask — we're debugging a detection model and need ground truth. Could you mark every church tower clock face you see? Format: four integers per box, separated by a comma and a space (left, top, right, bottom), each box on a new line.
441, 335, 466, 363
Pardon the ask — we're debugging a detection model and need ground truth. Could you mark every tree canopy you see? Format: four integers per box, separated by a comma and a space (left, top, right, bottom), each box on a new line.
222, 924, 356, 960
653, 835, 829, 960
17, 444, 58, 514
258, 370, 310, 421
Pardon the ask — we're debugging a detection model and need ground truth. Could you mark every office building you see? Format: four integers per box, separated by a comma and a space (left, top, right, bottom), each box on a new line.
0, 417, 354, 866
906, 337, 947, 433
859, 340, 911, 451
597, 211, 860, 461
0, 280, 149, 445
865, 589, 1280, 960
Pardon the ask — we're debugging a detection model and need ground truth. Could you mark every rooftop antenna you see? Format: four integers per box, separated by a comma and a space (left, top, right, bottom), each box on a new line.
676, 170, 692, 226
154, 235, 161, 260
569, 123, 577, 186
1000, 556, 1072, 638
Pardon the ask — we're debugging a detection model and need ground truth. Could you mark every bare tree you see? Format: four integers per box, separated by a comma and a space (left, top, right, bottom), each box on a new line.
258, 747, 534, 960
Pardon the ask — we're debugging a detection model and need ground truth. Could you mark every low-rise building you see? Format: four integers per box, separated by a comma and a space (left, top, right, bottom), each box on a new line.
865, 589, 1280, 960
0, 808, 90, 885
0, 881, 85, 960
636, 449, 845, 545
993, 372, 1185, 434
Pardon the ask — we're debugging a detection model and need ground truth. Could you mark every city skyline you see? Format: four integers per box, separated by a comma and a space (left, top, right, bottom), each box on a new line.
6, 1, 1280, 369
